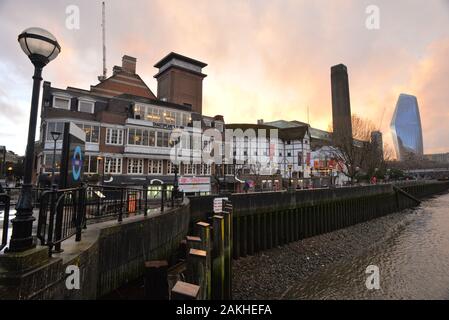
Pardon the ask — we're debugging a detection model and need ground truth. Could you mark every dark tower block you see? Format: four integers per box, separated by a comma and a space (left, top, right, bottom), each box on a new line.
154, 52, 207, 115
331, 64, 353, 140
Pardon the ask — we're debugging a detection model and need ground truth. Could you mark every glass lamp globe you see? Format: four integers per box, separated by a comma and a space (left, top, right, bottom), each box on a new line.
18, 27, 61, 66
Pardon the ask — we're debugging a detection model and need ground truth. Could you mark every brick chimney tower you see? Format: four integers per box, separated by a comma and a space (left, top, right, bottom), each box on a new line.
154, 52, 207, 114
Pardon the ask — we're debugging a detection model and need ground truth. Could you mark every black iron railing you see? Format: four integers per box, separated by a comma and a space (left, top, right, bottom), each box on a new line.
36, 184, 183, 256
0, 193, 11, 252
3, 187, 49, 207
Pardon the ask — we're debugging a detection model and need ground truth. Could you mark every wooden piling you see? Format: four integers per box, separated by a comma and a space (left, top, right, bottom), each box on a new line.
171, 281, 200, 300
144, 260, 169, 300
195, 222, 211, 299
212, 215, 225, 300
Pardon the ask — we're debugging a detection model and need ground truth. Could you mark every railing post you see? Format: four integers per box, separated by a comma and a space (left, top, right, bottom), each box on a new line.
75, 185, 86, 242
119, 187, 124, 222
161, 185, 166, 212
1, 194, 10, 251
143, 184, 148, 217
53, 192, 64, 253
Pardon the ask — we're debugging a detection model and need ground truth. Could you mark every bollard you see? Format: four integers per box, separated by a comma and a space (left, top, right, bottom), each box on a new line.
222, 208, 232, 300
212, 215, 225, 300
171, 281, 200, 300
144, 260, 169, 300
186, 248, 207, 298
196, 222, 211, 300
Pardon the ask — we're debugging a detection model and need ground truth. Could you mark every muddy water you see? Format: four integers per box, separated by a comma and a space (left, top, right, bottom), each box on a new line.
285, 193, 449, 300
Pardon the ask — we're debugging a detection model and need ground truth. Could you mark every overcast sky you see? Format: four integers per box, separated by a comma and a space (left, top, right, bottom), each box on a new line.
1, 0, 448, 156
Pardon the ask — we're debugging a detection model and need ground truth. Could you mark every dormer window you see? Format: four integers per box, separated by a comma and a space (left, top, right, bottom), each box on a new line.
53, 96, 70, 110
78, 99, 95, 113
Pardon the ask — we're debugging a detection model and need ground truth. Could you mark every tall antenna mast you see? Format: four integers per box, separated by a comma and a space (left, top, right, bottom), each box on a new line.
307, 105, 310, 125
98, 1, 107, 81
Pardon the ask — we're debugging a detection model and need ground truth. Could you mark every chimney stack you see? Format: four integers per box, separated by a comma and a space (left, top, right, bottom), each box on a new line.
331, 64, 352, 139
122, 55, 136, 74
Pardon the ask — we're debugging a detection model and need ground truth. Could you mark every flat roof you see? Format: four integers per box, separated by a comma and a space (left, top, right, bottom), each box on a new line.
154, 52, 208, 69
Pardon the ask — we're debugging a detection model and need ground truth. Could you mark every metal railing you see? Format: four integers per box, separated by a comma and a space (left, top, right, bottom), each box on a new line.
36, 184, 184, 256
3, 187, 49, 207
0, 193, 11, 252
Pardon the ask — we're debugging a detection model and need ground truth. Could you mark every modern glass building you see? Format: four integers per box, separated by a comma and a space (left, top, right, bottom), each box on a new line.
390, 94, 424, 161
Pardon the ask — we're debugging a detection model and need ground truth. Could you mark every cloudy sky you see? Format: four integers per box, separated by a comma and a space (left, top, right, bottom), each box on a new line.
1, 0, 448, 156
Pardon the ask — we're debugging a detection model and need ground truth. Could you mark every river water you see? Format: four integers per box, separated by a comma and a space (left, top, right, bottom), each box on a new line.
285, 192, 449, 300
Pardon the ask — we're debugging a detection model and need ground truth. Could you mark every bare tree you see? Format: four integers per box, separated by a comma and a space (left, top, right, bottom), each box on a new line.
329, 115, 382, 183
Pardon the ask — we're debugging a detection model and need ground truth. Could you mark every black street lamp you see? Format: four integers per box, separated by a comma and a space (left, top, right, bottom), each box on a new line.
50, 131, 61, 188
8, 27, 61, 252
97, 156, 105, 185
169, 129, 181, 203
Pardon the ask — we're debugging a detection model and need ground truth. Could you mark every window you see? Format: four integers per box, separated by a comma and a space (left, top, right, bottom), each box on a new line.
163, 111, 176, 125
134, 105, 145, 120
84, 155, 98, 174
75, 123, 99, 143
225, 164, 235, 175
104, 157, 122, 174
78, 100, 95, 113
155, 131, 169, 148
106, 128, 123, 145
199, 164, 211, 176
146, 107, 161, 122
182, 114, 190, 127
184, 163, 196, 175
149, 130, 156, 146
46, 122, 65, 141
167, 161, 176, 175
44, 153, 61, 172
127, 158, 144, 174
53, 96, 70, 110
148, 160, 163, 175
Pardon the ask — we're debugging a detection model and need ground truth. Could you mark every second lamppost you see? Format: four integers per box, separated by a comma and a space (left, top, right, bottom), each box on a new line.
50, 131, 61, 188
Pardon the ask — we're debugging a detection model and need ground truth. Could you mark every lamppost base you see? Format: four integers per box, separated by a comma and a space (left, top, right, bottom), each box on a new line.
7, 216, 36, 253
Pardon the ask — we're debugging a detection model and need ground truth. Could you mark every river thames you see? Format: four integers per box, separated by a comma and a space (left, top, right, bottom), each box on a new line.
285, 192, 449, 299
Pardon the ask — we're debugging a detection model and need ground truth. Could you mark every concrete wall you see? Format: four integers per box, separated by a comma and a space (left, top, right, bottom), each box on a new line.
0, 200, 190, 300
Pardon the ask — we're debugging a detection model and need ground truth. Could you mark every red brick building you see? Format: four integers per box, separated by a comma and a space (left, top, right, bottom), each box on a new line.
36, 52, 225, 195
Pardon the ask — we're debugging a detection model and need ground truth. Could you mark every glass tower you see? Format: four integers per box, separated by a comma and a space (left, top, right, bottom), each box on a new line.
390, 94, 424, 161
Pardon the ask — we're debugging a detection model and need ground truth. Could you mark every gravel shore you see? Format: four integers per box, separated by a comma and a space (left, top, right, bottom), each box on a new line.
232, 209, 416, 300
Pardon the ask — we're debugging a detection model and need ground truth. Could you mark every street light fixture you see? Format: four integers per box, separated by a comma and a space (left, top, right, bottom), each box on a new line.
50, 131, 61, 188
169, 129, 182, 204
8, 27, 61, 252
97, 156, 105, 185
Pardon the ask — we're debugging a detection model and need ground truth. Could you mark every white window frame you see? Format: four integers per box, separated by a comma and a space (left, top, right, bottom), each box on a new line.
53, 95, 71, 110
104, 157, 122, 174
78, 99, 95, 114
106, 128, 124, 145
127, 158, 144, 175
148, 160, 163, 175
85, 155, 99, 174
167, 161, 176, 175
